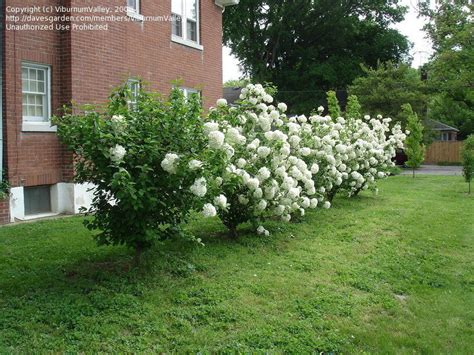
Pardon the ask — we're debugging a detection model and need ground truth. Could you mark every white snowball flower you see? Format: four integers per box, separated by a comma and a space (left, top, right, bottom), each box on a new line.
257, 200, 268, 211
253, 188, 263, 199
263, 94, 274, 103
216, 98, 228, 107
278, 102, 287, 112
238, 195, 249, 205
257, 226, 270, 236
300, 147, 311, 156
246, 178, 260, 190
161, 153, 179, 174
111, 115, 126, 131
202, 203, 217, 218
190, 177, 207, 197
188, 159, 203, 171
214, 195, 228, 210
257, 146, 271, 158
203, 121, 219, 135
311, 163, 320, 174
110, 144, 126, 163
237, 158, 247, 168
318, 106, 324, 113
208, 130, 225, 149
323, 201, 331, 209
258, 167, 271, 181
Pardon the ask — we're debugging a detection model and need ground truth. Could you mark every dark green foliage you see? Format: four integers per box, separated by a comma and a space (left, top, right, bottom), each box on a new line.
403, 104, 425, 177
420, 0, 474, 139
53, 84, 208, 255
223, 0, 410, 113
461, 135, 474, 193
349, 62, 428, 125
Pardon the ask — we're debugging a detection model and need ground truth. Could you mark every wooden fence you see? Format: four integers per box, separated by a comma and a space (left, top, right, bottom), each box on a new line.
425, 141, 463, 164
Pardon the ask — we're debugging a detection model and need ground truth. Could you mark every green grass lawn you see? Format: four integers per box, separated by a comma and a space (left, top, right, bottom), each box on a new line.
0, 176, 473, 353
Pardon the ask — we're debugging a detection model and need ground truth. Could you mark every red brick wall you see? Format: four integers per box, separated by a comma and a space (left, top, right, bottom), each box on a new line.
4, 0, 69, 187
4, 0, 223, 189
0, 198, 10, 224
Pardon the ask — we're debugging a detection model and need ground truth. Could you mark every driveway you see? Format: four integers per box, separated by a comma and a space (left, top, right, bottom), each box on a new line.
401, 165, 463, 176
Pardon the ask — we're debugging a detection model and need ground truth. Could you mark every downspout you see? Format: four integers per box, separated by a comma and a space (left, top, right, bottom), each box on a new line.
0, 0, 4, 183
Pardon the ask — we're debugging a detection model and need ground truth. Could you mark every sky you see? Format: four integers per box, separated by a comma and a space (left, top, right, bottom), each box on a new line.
222, 0, 433, 83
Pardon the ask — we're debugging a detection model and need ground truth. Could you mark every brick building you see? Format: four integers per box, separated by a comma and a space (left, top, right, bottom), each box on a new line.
1, 0, 238, 224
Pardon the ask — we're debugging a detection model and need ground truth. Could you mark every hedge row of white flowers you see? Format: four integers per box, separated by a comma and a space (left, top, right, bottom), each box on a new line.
161, 84, 407, 236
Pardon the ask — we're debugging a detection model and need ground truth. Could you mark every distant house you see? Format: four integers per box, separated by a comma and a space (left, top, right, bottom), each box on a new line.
425, 119, 459, 141
223, 87, 243, 105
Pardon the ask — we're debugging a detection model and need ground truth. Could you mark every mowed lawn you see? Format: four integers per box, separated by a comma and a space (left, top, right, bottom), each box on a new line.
0, 176, 473, 353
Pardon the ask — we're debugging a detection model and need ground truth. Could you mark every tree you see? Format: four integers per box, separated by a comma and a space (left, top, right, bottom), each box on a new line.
224, 78, 251, 88
223, 0, 410, 113
345, 95, 362, 120
461, 135, 474, 194
327, 90, 341, 118
349, 62, 428, 125
403, 104, 425, 178
420, 1, 474, 139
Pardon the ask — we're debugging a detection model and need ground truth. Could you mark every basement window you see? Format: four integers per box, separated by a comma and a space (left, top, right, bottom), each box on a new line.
24, 185, 52, 216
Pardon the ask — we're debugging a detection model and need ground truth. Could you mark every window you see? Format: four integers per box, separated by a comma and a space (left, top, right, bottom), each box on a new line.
126, 0, 143, 20
172, 0, 201, 48
127, 0, 140, 13
22, 63, 50, 124
180, 87, 200, 100
24, 185, 52, 216
441, 132, 450, 141
127, 79, 140, 109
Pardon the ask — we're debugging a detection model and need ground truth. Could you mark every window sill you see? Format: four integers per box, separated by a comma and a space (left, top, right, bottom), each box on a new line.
171, 35, 204, 51
22, 212, 60, 221
127, 11, 144, 21
22, 122, 57, 132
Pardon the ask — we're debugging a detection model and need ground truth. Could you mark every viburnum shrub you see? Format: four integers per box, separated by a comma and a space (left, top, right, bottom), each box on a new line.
301, 97, 406, 201
54, 84, 222, 262
163, 84, 321, 237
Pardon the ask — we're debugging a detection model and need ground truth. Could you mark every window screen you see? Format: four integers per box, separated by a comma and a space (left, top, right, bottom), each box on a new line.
24, 185, 52, 215
22, 64, 50, 122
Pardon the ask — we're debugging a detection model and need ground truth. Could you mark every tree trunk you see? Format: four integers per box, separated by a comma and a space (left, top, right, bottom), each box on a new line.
134, 243, 143, 266
228, 225, 238, 239
326, 190, 336, 203
469, 180, 471, 194
412, 167, 415, 179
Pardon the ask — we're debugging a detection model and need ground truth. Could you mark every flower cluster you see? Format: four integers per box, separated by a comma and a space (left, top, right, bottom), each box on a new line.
161, 84, 406, 236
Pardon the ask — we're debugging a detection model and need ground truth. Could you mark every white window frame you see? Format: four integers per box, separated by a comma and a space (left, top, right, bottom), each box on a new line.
126, 0, 144, 21
127, 79, 141, 110
171, 0, 203, 50
21, 62, 56, 132
179, 87, 201, 100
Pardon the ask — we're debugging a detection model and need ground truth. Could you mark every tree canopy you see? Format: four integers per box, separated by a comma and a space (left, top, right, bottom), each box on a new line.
421, 0, 474, 139
349, 62, 428, 126
223, 0, 410, 113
